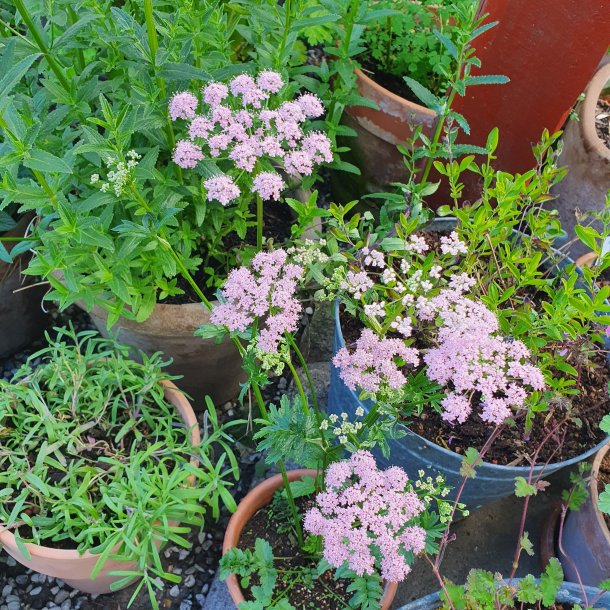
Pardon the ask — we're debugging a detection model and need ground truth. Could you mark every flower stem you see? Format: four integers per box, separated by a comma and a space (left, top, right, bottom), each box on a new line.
13, 0, 71, 93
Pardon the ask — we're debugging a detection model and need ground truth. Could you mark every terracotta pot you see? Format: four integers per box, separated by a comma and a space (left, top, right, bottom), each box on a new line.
554, 63, 610, 260
558, 441, 610, 586
0, 217, 49, 358
223, 469, 399, 609
85, 301, 244, 408
0, 379, 200, 594
575, 251, 598, 268
334, 67, 438, 203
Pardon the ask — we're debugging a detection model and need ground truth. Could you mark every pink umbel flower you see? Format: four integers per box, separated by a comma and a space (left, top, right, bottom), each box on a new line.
204, 175, 241, 206
169, 92, 198, 121
333, 329, 419, 396
424, 332, 545, 425
257, 71, 284, 94
252, 172, 286, 201
340, 270, 374, 299
296, 93, 325, 118
440, 231, 467, 256
171, 73, 333, 191
172, 140, 204, 169
304, 451, 427, 582
202, 82, 229, 107
210, 250, 303, 354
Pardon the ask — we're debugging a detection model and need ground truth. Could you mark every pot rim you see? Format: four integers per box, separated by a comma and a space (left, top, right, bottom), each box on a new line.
580, 63, 610, 161
354, 67, 437, 118
222, 469, 399, 608
590, 441, 610, 547
0, 378, 200, 560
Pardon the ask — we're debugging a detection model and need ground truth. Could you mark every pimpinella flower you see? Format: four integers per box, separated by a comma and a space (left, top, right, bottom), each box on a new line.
204, 175, 241, 206
252, 172, 285, 201
169, 92, 198, 121
210, 249, 303, 355
202, 82, 229, 107
333, 329, 419, 397
304, 451, 427, 582
172, 140, 204, 169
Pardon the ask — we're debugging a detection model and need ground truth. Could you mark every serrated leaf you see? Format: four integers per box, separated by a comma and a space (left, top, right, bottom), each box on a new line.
403, 76, 440, 110
540, 557, 563, 606
460, 447, 479, 478
465, 74, 510, 87
515, 477, 537, 497
598, 485, 610, 515
520, 531, 534, 556
516, 574, 541, 604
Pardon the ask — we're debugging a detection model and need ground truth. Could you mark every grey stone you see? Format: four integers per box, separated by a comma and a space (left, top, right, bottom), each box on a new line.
169, 585, 180, 598
184, 574, 196, 588
30, 586, 42, 595
7, 601, 20, 610
201, 577, 233, 610
54, 590, 70, 605
298, 301, 334, 363
180, 600, 193, 610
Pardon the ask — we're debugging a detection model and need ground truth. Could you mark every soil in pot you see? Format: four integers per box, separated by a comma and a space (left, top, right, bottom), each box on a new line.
358, 60, 422, 104
339, 230, 610, 466
595, 99, 610, 149
238, 495, 355, 609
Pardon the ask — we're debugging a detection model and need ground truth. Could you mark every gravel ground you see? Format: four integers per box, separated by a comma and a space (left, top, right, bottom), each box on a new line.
0, 303, 319, 610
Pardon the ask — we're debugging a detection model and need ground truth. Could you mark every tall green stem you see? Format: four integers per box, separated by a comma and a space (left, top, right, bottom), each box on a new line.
143, 0, 182, 184
256, 194, 264, 252
276, 0, 293, 68
67, 6, 85, 73
285, 359, 309, 416
252, 381, 303, 546
286, 334, 319, 413
13, 0, 71, 93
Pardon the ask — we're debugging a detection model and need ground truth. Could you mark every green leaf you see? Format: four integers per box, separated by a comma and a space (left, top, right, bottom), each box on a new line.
598, 485, 610, 515
465, 74, 510, 87
520, 531, 534, 556
0, 53, 41, 98
514, 477, 537, 497
460, 447, 479, 478
403, 76, 440, 110
540, 557, 563, 606
516, 574, 541, 604
433, 30, 457, 60
24, 150, 72, 174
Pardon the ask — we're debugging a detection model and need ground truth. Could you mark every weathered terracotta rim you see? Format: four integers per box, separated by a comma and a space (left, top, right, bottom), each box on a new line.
222, 469, 399, 609
354, 67, 437, 118
581, 63, 610, 160
0, 379, 200, 559
590, 441, 610, 546
574, 252, 598, 268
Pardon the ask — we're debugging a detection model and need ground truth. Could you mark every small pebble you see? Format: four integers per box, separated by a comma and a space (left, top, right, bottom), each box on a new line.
30, 586, 42, 596
184, 574, 196, 588
169, 585, 180, 598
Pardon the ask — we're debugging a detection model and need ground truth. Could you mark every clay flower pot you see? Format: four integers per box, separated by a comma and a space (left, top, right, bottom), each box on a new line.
335, 68, 438, 202
86, 301, 245, 408
0, 216, 49, 358
554, 62, 610, 260
223, 469, 399, 609
557, 441, 610, 586
0, 380, 200, 595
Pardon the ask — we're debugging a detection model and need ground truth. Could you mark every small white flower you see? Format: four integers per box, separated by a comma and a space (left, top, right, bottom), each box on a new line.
90, 174, 99, 184
355, 406, 364, 417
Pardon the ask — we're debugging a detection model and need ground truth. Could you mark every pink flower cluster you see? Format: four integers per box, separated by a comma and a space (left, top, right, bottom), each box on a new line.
418, 287, 545, 425
333, 329, 419, 396
304, 451, 427, 582
169, 72, 332, 206
210, 249, 303, 353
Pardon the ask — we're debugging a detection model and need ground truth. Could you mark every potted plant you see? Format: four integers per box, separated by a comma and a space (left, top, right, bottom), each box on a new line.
554, 60, 610, 260
329, 0, 508, 200
192, 246, 457, 608
0, 0, 336, 406
322, 127, 610, 510
0, 207, 49, 357
0, 327, 238, 609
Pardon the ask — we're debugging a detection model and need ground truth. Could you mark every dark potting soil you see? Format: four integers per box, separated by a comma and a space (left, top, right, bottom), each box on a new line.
596, 99, 610, 149
164, 201, 295, 305
597, 451, 610, 530
359, 57, 423, 105
238, 496, 354, 609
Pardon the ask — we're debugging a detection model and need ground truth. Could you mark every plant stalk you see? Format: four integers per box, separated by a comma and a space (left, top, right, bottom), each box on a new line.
256, 194, 264, 251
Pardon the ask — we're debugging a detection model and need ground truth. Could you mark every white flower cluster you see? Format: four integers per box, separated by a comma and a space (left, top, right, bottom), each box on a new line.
92, 150, 141, 196
286, 239, 329, 266
320, 408, 365, 444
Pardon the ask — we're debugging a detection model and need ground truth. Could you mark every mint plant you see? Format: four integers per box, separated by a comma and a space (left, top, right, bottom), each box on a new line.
0, 327, 239, 609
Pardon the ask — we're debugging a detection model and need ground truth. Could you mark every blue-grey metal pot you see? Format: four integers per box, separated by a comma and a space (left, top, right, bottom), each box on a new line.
394, 582, 609, 609
327, 218, 610, 510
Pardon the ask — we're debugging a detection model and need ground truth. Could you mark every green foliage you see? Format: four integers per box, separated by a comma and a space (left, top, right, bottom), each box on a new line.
515, 477, 537, 498
362, 0, 476, 95
0, 327, 238, 609
441, 561, 565, 609
598, 484, 610, 515
254, 395, 328, 468
460, 448, 480, 479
